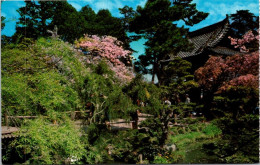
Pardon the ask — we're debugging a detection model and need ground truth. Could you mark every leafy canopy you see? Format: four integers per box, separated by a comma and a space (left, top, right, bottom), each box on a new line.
125, 0, 208, 84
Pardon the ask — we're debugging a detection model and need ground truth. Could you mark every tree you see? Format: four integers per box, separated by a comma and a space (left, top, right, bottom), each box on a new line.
75, 34, 134, 83
14, 1, 59, 39
125, 0, 208, 84
79, 5, 97, 35
14, 1, 86, 43
195, 30, 259, 163
228, 30, 259, 53
196, 30, 259, 93
1, 16, 5, 30
50, 1, 86, 43
210, 86, 259, 163
119, 6, 137, 30
161, 57, 200, 104
195, 30, 259, 119
229, 10, 259, 38
95, 9, 131, 49
80, 5, 96, 23
219, 10, 259, 50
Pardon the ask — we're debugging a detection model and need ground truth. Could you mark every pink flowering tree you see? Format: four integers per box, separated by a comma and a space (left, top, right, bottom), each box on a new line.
199, 30, 259, 162
75, 34, 134, 83
228, 30, 259, 53
196, 30, 259, 94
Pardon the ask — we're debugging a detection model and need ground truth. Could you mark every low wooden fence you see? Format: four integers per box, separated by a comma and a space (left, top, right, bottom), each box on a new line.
3, 110, 91, 127
2, 112, 204, 138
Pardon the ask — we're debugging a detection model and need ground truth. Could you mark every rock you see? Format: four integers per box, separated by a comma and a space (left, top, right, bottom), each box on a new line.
164, 143, 176, 152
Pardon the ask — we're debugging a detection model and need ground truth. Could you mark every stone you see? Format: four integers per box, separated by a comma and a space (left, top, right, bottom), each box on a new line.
164, 143, 176, 152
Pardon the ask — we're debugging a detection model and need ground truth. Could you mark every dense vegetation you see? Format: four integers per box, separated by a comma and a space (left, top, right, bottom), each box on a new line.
1, 0, 259, 164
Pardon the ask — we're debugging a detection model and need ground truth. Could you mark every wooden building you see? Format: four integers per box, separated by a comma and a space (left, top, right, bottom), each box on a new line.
166, 15, 241, 73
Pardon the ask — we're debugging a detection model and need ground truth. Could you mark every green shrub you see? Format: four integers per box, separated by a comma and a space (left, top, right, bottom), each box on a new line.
202, 123, 221, 137
153, 155, 169, 164
11, 117, 86, 164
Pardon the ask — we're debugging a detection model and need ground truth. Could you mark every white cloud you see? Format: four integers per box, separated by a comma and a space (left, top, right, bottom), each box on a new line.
204, 1, 258, 17
70, 2, 82, 11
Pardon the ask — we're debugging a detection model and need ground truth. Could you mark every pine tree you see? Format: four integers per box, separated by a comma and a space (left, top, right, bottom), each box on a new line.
230, 10, 259, 38
14, 1, 59, 39
124, 0, 208, 84
50, 1, 86, 43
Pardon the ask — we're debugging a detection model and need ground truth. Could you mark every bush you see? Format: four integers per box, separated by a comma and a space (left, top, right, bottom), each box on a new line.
11, 117, 86, 164
153, 155, 169, 164
202, 123, 221, 137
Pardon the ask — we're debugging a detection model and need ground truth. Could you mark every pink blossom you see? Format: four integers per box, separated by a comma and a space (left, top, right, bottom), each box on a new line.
76, 34, 134, 83
228, 30, 259, 53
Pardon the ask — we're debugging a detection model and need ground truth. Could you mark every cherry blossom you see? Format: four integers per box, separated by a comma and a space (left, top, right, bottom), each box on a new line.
228, 30, 259, 53
76, 35, 134, 83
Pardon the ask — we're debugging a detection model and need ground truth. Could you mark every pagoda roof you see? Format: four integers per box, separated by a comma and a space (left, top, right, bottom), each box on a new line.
169, 15, 234, 59
209, 46, 241, 56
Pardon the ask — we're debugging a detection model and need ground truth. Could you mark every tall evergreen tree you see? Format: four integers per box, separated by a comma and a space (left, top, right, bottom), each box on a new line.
95, 9, 130, 49
50, 1, 86, 43
79, 5, 97, 35
229, 10, 259, 38
219, 10, 259, 50
125, 0, 208, 84
14, 1, 59, 40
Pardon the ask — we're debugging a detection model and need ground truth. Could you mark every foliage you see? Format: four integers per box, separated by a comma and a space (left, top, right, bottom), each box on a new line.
14, 1, 130, 45
2, 74, 34, 116
210, 86, 259, 163
1, 16, 5, 30
202, 123, 222, 137
81, 125, 163, 164
195, 52, 258, 95
195, 30, 259, 95
76, 34, 134, 83
229, 30, 259, 52
1, 38, 84, 117
125, 0, 208, 84
229, 10, 259, 38
168, 122, 221, 163
161, 57, 199, 104
11, 117, 86, 164
195, 30, 259, 163
153, 154, 171, 164
15, 1, 59, 39
2, 36, 136, 129
50, 1, 86, 43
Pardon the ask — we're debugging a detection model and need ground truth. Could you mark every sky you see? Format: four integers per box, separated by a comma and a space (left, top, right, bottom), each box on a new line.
1, 0, 259, 81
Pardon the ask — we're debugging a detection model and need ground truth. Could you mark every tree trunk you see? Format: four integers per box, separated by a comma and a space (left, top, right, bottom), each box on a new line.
151, 62, 156, 84
151, 74, 155, 84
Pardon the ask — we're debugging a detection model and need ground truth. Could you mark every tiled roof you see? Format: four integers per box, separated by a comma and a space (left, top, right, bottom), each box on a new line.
169, 15, 231, 59
209, 46, 241, 56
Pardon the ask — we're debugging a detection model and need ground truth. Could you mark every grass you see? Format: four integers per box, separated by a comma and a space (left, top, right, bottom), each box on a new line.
167, 122, 222, 163
171, 131, 207, 147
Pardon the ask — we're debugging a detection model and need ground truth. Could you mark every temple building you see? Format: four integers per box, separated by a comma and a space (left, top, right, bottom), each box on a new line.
166, 15, 241, 72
